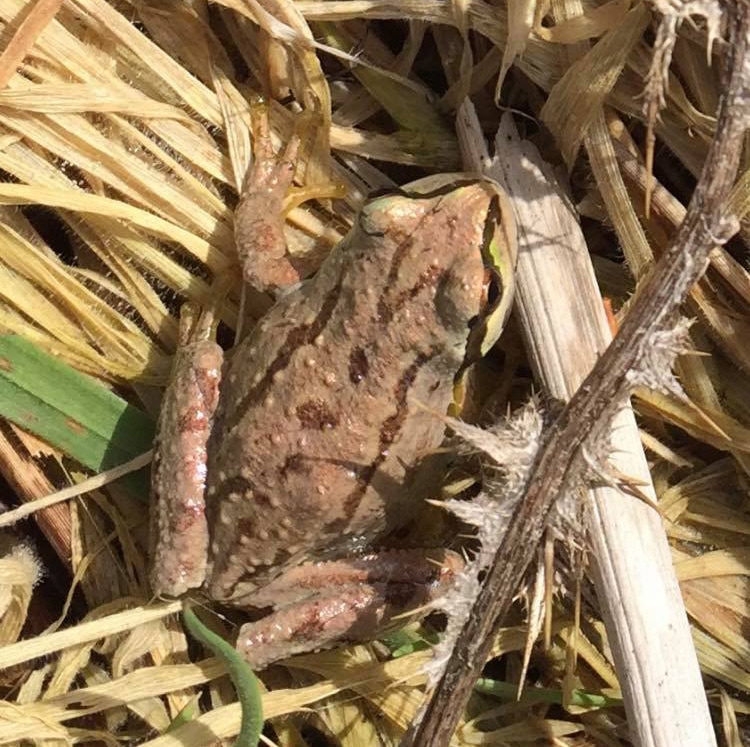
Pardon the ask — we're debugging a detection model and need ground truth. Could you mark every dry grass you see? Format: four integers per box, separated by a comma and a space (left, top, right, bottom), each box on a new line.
0, 0, 749, 745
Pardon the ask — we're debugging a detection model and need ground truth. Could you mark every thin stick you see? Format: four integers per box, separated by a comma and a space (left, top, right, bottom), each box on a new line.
0, 451, 152, 529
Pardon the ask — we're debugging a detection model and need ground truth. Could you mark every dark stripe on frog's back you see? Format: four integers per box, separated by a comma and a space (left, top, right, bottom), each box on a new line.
217, 264, 346, 438
337, 350, 436, 525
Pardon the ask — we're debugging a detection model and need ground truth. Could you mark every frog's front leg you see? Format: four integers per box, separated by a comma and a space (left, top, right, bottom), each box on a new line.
234, 108, 304, 294
234, 550, 464, 669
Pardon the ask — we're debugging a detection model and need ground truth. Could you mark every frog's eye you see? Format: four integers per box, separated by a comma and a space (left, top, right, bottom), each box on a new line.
482, 266, 501, 310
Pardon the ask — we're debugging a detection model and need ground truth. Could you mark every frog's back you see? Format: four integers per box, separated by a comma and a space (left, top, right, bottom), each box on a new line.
205, 183, 494, 607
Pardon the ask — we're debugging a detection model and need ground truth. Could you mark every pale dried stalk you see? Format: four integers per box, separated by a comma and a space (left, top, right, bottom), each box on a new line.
489, 115, 715, 747
456, 107, 715, 746
0, 600, 182, 670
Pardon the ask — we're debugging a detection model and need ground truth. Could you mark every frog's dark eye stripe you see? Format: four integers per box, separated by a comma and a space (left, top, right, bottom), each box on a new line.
460, 197, 506, 373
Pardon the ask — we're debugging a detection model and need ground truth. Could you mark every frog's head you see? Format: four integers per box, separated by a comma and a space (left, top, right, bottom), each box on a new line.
400, 175, 517, 362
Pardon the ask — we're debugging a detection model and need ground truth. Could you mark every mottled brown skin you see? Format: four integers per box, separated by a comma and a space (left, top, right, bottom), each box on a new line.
205, 182, 497, 606
150, 153, 512, 666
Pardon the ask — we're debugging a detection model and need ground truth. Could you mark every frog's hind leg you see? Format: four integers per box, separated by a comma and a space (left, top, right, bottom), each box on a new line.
149, 306, 223, 598
235, 549, 463, 669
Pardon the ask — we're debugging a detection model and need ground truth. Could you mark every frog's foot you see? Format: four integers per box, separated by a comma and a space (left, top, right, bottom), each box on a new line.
234, 549, 464, 669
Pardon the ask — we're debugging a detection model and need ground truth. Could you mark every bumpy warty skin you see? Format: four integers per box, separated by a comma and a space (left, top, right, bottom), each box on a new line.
202, 182, 499, 608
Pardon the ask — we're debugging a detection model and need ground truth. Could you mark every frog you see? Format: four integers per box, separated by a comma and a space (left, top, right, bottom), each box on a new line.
149, 118, 517, 668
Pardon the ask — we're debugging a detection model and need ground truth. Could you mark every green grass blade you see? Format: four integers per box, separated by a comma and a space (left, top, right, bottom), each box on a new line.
0, 334, 154, 492
475, 677, 623, 709
182, 606, 264, 747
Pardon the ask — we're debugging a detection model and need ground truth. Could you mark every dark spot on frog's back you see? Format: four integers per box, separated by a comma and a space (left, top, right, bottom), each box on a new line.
377, 298, 393, 324
296, 399, 339, 430
282, 452, 308, 476
349, 346, 369, 383
253, 491, 272, 505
